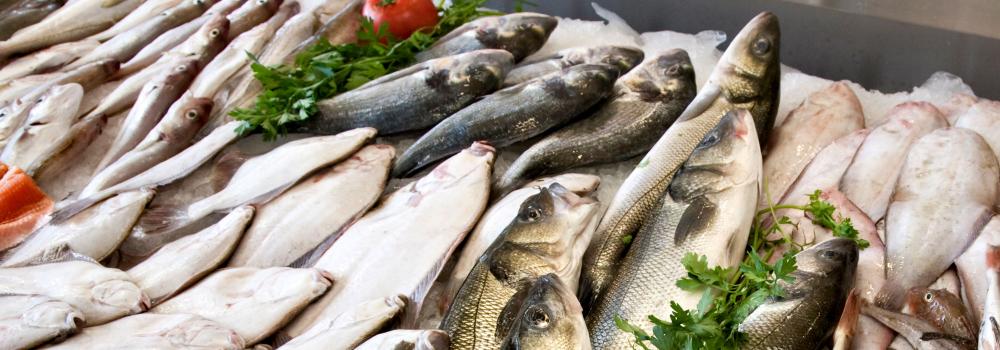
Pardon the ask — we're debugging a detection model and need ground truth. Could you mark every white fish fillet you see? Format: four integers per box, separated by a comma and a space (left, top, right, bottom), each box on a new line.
355, 330, 449, 350
152, 267, 332, 345
957, 216, 1000, 325
45, 313, 245, 349
0, 294, 83, 350
229, 144, 394, 268
280, 295, 406, 350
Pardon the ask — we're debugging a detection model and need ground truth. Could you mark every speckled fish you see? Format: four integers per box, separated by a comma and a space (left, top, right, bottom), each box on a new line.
394, 63, 618, 177
0, 39, 98, 82
228, 145, 394, 268
982, 246, 1000, 350
0, 0, 144, 57
498, 274, 590, 350
280, 295, 407, 350
496, 49, 696, 194
415, 12, 556, 62
45, 313, 245, 349
296, 49, 514, 137
578, 12, 780, 311
127, 206, 254, 305
355, 329, 449, 350
957, 217, 1000, 325
2, 189, 153, 267
878, 128, 998, 310
862, 303, 965, 350
152, 267, 331, 345
0, 261, 147, 325
904, 288, 977, 341
588, 110, 761, 349
0, 294, 82, 349
739, 238, 859, 349
503, 45, 643, 86
0, 0, 65, 41
839, 102, 947, 222
88, 0, 183, 41
0, 83, 82, 174
441, 183, 599, 350
760, 81, 864, 206
283, 143, 494, 341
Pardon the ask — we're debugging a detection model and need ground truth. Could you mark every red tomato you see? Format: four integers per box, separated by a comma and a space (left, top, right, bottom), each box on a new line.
363, 0, 440, 40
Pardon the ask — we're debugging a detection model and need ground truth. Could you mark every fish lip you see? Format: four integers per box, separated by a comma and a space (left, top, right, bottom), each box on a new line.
469, 141, 496, 156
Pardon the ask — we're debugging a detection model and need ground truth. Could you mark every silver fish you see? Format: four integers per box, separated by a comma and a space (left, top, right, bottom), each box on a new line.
45, 313, 245, 349
0, 39, 97, 82
415, 12, 556, 62
87, 0, 183, 41
280, 295, 407, 350
503, 45, 644, 87
224, 0, 280, 41
0, 294, 83, 349
498, 274, 591, 350
0, 0, 143, 57
0, 83, 83, 174
0, 0, 65, 40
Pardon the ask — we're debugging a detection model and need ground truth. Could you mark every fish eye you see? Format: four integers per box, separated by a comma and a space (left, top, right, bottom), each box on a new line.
209, 29, 221, 37
176, 65, 188, 71
924, 292, 933, 302
185, 110, 199, 119
752, 38, 771, 56
257, 0, 267, 4
819, 250, 840, 260
665, 64, 680, 75
525, 306, 550, 329
698, 130, 721, 148
525, 207, 542, 221
193, 0, 203, 4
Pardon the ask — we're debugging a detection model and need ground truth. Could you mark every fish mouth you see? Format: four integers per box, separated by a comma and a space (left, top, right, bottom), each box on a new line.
546, 182, 596, 209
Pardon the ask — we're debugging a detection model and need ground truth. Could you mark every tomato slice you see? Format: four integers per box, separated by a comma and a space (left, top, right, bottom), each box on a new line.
363, 0, 440, 40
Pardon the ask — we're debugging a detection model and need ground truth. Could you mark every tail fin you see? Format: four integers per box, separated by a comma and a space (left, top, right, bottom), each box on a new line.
50, 193, 109, 223
833, 290, 859, 350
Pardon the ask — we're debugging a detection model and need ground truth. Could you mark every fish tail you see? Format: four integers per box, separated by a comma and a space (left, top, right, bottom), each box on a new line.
833, 290, 859, 350
988, 245, 1000, 271
135, 204, 191, 237
874, 282, 906, 311
50, 193, 108, 223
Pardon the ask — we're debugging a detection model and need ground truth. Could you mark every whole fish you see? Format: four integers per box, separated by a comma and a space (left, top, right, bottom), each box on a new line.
81, 97, 214, 196
228, 144, 394, 268
32, 109, 122, 201
0, 294, 82, 349
0, 39, 97, 82
957, 217, 1000, 325
0, 0, 143, 57
2, 189, 153, 267
295, 49, 514, 137
127, 206, 254, 305
839, 101, 947, 222
503, 45, 644, 86
878, 127, 998, 310
982, 246, 1000, 350
0, 83, 83, 173
45, 313, 245, 349
0, 261, 147, 325
760, 81, 864, 206
152, 267, 332, 344
88, 0, 184, 41
0, 0, 64, 40
498, 274, 590, 350
905, 288, 978, 340
224, 0, 280, 41
415, 12, 556, 62
740, 238, 859, 349
394, 63, 618, 177
96, 60, 199, 171
955, 100, 1000, 170
283, 142, 495, 340
497, 49, 696, 194
578, 12, 780, 310
862, 303, 966, 350
441, 182, 600, 350
281, 295, 407, 350
355, 330, 449, 350
588, 109, 761, 349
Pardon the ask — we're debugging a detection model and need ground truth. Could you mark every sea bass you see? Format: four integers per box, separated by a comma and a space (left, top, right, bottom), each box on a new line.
280, 295, 407, 350
497, 49, 696, 194
498, 274, 590, 350
578, 12, 780, 310
0, 0, 144, 57
0, 294, 82, 349
503, 45, 643, 87
588, 109, 761, 349
45, 313, 245, 350
415, 12, 556, 62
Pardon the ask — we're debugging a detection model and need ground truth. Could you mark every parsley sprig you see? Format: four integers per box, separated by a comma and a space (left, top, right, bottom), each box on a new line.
616, 189, 867, 349
231, 0, 501, 139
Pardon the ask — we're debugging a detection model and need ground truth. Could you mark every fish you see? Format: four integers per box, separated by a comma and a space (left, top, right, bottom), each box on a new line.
292, 0, 359, 52
775, 130, 867, 207
394, 63, 618, 177
1, 189, 153, 267
355, 329, 449, 350
283, 142, 495, 340
87, 0, 184, 41
0, 0, 65, 41
228, 144, 394, 268
759, 81, 864, 206
441, 182, 599, 350
127, 206, 253, 305
578, 12, 780, 310
862, 303, 967, 350
0, 39, 97, 82
45, 313, 245, 349
878, 127, 998, 310
0, 83, 82, 174
496, 49, 696, 194
588, 109, 761, 349
954, 99, 1000, 171
0, 168, 53, 252
415, 12, 556, 62
982, 245, 1000, 350
839, 101, 947, 222
31, 109, 123, 201
904, 288, 978, 340
0, 0, 144, 57
929, 269, 962, 297
503, 45, 644, 87
957, 217, 1000, 325
0, 294, 82, 349
739, 238, 859, 349
224, 0, 281, 41
0, 260, 148, 325
151, 267, 332, 344
498, 274, 590, 350
96, 60, 199, 171
280, 295, 407, 350
123, 128, 375, 257
295, 49, 514, 137
80, 97, 214, 196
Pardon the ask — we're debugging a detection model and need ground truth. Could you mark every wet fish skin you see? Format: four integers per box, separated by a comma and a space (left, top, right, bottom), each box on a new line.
503, 45, 644, 87
416, 12, 556, 62
88, 0, 183, 41
394, 63, 618, 177
0, 0, 143, 57
497, 49, 696, 194
0, 0, 65, 40
281, 295, 407, 350
862, 303, 965, 350
588, 109, 761, 349
356, 329, 449, 350
0, 83, 83, 174
45, 313, 245, 349
905, 288, 978, 340
0, 294, 83, 349
578, 12, 780, 312
0, 39, 98, 82
225, 0, 281, 40
297, 49, 514, 136
739, 238, 859, 349
498, 274, 590, 350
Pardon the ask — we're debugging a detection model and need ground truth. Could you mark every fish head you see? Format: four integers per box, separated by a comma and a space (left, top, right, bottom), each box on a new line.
24, 299, 84, 330
557, 64, 619, 100
166, 317, 246, 348
483, 13, 557, 60
712, 12, 780, 137
672, 109, 761, 197
197, 15, 231, 56
91, 279, 149, 313
904, 288, 965, 320
181, 97, 215, 125
796, 238, 859, 284
500, 274, 589, 350
622, 48, 696, 103
253, 0, 282, 14
446, 49, 515, 93
166, 60, 200, 83
567, 46, 645, 76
